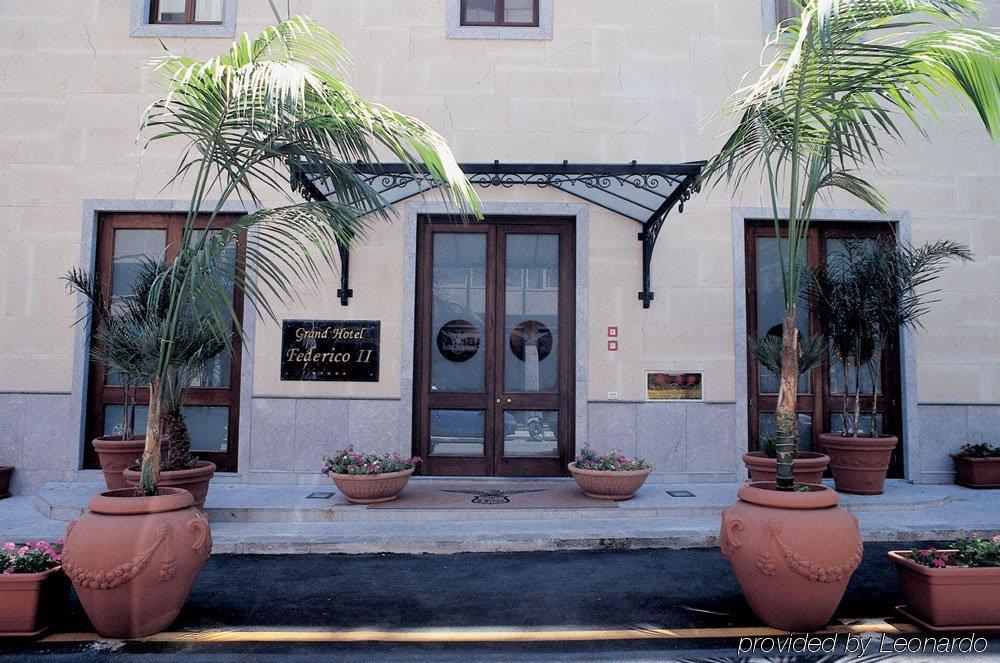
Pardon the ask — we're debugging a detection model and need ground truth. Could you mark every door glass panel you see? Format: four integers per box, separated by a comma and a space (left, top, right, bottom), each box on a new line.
194, 0, 223, 22
463, 0, 496, 22
503, 411, 557, 458
432, 234, 487, 392
505, 234, 559, 392
830, 413, 884, 438
759, 411, 813, 452
755, 236, 809, 394
103, 404, 149, 439
429, 409, 485, 457
825, 238, 882, 396
504, 0, 534, 23
183, 406, 229, 452
154, 0, 187, 22
185, 230, 235, 389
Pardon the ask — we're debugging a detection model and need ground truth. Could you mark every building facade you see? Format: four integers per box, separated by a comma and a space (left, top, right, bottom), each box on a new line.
2, 0, 999, 494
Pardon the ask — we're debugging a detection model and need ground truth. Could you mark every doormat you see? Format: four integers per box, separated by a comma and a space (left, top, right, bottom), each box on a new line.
368, 481, 617, 509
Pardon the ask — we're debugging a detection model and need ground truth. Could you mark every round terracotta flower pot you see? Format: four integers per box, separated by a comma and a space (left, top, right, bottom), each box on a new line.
92, 436, 168, 491
720, 482, 863, 632
820, 434, 898, 495
567, 463, 652, 501
61, 487, 212, 639
329, 467, 414, 504
123, 461, 216, 509
742, 452, 830, 485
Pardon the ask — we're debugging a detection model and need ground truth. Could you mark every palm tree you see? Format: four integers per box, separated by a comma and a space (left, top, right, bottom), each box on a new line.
133, 16, 481, 494
702, 0, 1000, 490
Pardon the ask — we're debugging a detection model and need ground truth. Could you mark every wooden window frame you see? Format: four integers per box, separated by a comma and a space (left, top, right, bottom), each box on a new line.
460, 0, 540, 27
745, 220, 904, 477
84, 212, 245, 472
150, 0, 223, 25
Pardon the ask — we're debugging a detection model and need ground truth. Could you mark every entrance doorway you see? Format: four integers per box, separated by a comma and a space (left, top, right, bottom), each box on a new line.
413, 215, 575, 476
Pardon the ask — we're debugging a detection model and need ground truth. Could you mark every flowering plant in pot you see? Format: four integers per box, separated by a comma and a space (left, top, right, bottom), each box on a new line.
567, 446, 652, 501
323, 446, 420, 504
811, 238, 970, 495
952, 443, 1000, 489
703, 0, 999, 632
889, 534, 1000, 630
62, 16, 479, 640
0, 538, 68, 637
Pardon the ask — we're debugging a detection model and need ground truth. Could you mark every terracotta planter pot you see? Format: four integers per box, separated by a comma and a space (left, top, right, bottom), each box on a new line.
329, 467, 414, 504
819, 434, 897, 495
92, 436, 169, 491
951, 455, 1000, 489
123, 461, 216, 509
61, 487, 212, 638
0, 566, 70, 637
742, 452, 830, 485
567, 463, 652, 501
0, 466, 12, 499
890, 550, 1000, 629
720, 482, 863, 632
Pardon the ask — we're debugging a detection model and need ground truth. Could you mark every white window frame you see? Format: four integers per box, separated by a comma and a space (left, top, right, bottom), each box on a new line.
130, 0, 238, 38
447, 0, 553, 41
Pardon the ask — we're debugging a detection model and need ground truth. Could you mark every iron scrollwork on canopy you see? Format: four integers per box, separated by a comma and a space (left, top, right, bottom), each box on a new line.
291, 160, 705, 308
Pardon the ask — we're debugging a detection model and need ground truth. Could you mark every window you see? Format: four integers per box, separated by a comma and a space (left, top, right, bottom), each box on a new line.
150, 0, 222, 24
745, 220, 904, 477
84, 213, 245, 472
775, 0, 800, 23
461, 0, 539, 27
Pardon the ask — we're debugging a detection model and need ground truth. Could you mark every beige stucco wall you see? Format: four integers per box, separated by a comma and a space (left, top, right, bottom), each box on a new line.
1, 0, 998, 410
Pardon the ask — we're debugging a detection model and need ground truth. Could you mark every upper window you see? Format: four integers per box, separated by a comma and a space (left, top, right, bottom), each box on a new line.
775, 1, 800, 23
151, 0, 223, 24
461, 0, 539, 27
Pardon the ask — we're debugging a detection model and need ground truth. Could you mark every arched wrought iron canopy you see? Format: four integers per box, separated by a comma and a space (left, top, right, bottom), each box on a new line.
292, 160, 706, 308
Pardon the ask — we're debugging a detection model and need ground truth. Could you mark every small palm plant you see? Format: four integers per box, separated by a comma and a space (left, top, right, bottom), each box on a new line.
129, 17, 479, 494
811, 238, 972, 437
702, 0, 1000, 490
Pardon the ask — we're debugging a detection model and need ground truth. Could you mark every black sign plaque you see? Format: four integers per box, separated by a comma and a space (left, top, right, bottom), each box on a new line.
281, 320, 380, 382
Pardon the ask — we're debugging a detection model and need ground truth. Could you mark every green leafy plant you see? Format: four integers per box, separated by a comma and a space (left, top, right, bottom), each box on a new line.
702, 0, 1000, 490
1, 539, 63, 574
126, 17, 479, 494
575, 445, 652, 472
811, 238, 971, 437
322, 446, 420, 475
910, 533, 1000, 568
957, 443, 1000, 458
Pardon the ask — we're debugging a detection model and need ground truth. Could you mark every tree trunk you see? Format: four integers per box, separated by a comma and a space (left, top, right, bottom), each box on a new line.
162, 406, 193, 471
852, 356, 862, 438
140, 377, 163, 496
774, 310, 799, 491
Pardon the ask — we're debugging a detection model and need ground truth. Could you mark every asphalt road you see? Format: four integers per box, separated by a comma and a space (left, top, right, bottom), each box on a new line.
3, 541, 997, 661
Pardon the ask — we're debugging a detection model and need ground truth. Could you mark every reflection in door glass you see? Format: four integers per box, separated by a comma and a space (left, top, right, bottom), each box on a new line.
432, 234, 487, 392
503, 411, 558, 458
755, 236, 810, 394
759, 412, 813, 452
505, 235, 558, 392
825, 238, 882, 396
429, 409, 485, 457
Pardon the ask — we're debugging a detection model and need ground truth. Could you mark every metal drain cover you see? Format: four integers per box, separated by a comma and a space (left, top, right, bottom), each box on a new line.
666, 490, 695, 497
306, 491, 335, 499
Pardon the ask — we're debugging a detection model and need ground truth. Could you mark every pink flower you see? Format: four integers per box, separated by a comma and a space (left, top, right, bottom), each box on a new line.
17, 546, 29, 556
933, 558, 947, 568
1, 542, 15, 552
55, 537, 65, 546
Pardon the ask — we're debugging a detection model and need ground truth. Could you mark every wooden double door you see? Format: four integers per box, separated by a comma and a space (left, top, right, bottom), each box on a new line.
413, 216, 575, 476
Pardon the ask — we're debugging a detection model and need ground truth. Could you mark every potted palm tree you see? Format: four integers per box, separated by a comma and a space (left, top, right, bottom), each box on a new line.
813, 239, 971, 495
62, 16, 480, 639
704, 0, 1000, 631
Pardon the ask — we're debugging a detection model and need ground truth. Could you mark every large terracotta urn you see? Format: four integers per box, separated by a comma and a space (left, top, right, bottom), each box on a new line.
720, 482, 863, 632
123, 461, 216, 509
61, 487, 211, 638
820, 434, 897, 495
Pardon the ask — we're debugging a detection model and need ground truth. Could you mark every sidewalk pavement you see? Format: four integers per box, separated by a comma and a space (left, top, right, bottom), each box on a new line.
3, 479, 997, 554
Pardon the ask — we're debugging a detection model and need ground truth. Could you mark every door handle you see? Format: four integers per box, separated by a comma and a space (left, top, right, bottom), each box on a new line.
506, 398, 512, 403
496, 399, 501, 403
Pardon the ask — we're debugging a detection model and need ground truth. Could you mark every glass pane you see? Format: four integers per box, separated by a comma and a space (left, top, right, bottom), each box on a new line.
103, 404, 149, 439
154, 0, 187, 22
432, 234, 487, 392
759, 412, 813, 453
755, 236, 809, 395
505, 234, 559, 392
463, 0, 496, 23
186, 230, 235, 389
184, 406, 229, 452
429, 410, 485, 457
102, 405, 228, 452
825, 237, 882, 396
830, 413, 884, 438
503, 411, 557, 458
111, 229, 166, 301
194, 0, 223, 22
503, 0, 534, 23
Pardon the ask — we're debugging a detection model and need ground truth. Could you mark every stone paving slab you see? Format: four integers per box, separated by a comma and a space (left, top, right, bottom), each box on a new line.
5, 479, 996, 554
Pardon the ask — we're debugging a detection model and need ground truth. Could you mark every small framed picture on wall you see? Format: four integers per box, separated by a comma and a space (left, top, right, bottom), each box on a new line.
646, 371, 703, 402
